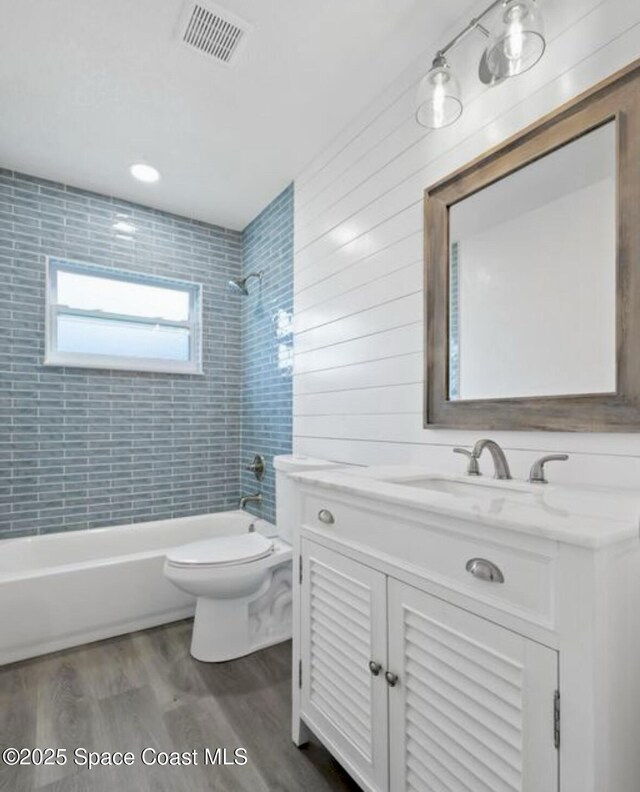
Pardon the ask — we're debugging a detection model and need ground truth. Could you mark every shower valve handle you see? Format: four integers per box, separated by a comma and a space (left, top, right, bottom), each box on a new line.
246, 454, 265, 481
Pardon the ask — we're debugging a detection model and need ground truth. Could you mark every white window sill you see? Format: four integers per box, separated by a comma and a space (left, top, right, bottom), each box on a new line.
43, 356, 204, 376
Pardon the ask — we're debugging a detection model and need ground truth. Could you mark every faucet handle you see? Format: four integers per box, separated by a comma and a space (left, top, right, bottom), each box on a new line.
246, 454, 265, 481
453, 447, 481, 477
528, 454, 569, 484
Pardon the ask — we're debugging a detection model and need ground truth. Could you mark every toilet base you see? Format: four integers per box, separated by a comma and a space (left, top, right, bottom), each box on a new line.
190, 562, 292, 662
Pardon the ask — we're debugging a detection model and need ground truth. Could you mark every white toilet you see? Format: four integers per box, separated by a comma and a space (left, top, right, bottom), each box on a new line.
163, 456, 343, 662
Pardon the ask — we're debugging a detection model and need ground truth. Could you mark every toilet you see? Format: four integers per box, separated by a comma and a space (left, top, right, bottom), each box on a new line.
163, 456, 344, 662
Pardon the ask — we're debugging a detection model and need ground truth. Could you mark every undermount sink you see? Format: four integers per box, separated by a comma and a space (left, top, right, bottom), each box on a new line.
386, 476, 532, 497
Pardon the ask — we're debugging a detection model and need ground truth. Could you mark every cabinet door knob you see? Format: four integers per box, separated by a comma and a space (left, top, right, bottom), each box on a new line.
317, 509, 335, 525
465, 558, 505, 584
368, 661, 382, 676
385, 671, 399, 687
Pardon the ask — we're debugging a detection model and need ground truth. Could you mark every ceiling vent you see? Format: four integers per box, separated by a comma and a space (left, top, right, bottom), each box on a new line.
179, 1, 250, 66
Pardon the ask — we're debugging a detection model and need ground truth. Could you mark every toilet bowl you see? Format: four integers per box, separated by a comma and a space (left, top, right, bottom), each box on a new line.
164, 456, 347, 663
164, 533, 292, 662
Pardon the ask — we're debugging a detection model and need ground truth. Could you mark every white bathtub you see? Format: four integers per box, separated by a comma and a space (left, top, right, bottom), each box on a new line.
0, 511, 274, 666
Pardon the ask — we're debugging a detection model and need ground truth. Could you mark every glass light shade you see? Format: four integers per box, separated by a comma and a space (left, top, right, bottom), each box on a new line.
485, 0, 545, 79
416, 58, 463, 129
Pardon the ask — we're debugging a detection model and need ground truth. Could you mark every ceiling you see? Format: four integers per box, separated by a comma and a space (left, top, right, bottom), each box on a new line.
0, 0, 464, 229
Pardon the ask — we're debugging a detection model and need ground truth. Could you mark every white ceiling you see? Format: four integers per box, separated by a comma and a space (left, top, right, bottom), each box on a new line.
0, 0, 464, 229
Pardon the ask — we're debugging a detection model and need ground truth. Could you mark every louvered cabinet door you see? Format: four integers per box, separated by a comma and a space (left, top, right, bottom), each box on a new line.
300, 540, 389, 792
388, 580, 558, 792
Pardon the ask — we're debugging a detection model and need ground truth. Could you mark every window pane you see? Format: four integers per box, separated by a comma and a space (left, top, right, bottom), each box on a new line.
57, 270, 191, 321
57, 314, 190, 361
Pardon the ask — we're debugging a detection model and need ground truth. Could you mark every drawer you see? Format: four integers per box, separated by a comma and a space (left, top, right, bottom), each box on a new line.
300, 491, 557, 629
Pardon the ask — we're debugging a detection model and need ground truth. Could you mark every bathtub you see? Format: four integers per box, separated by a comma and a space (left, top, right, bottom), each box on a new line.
0, 511, 275, 666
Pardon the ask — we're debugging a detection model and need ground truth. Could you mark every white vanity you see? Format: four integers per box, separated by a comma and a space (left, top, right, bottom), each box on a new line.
289, 464, 640, 792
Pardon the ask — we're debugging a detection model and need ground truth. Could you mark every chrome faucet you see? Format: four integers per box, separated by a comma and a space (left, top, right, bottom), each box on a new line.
454, 438, 512, 480
472, 439, 512, 480
239, 492, 262, 510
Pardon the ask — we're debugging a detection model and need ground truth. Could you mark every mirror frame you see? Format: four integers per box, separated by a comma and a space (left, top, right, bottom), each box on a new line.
424, 60, 640, 432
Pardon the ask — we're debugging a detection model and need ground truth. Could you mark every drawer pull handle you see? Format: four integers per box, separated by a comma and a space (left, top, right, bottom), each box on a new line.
385, 671, 399, 687
317, 509, 335, 525
368, 661, 382, 676
466, 558, 505, 584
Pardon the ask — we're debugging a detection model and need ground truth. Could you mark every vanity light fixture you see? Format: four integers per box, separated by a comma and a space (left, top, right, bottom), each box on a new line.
129, 163, 161, 183
416, 0, 546, 129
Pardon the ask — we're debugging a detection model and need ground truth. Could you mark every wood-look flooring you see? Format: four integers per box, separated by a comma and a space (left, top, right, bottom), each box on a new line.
0, 620, 361, 792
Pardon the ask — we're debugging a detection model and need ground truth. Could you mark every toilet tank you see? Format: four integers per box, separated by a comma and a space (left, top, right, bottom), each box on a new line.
273, 456, 346, 543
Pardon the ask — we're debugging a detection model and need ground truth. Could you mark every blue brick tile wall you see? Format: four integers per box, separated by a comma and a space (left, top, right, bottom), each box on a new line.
240, 185, 294, 523
0, 169, 245, 539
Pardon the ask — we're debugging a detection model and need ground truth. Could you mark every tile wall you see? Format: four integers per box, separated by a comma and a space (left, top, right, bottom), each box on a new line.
240, 185, 294, 523
0, 170, 245, 537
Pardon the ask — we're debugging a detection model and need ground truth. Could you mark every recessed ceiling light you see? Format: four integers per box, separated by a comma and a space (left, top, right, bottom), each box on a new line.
130, 163, 160, 183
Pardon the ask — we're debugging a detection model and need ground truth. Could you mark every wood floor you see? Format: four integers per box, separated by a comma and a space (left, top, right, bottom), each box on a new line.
0, 620, 361, 792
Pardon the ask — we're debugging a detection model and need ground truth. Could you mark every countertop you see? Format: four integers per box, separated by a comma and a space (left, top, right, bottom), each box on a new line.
290, 465, 640, 548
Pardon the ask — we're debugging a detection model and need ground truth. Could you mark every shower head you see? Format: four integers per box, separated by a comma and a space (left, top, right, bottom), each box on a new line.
227, 272, 262, 296
228, 278, 249, 296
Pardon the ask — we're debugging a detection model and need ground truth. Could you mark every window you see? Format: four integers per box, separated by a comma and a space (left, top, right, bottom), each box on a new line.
45, 258, 203, 374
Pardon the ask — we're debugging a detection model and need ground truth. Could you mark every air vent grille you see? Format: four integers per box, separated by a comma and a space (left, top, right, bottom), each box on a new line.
180, 2, 248, 65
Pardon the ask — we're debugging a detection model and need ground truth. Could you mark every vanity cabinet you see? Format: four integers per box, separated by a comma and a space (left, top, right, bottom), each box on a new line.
291, 478, 640, 792
299, 539, 558, 792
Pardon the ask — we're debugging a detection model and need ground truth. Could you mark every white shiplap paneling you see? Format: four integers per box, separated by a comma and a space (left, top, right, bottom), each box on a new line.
293, 0, 640, 489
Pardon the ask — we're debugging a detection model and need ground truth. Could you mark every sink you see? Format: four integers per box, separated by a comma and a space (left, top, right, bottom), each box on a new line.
385, 476, 532, 497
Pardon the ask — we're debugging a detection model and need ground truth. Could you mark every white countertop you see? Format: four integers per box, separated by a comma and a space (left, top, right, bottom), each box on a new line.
290, 465, 640, 548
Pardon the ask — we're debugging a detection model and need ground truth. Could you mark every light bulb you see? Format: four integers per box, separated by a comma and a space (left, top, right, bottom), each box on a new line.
504, 5, 525, 61
432, 74, 448, 128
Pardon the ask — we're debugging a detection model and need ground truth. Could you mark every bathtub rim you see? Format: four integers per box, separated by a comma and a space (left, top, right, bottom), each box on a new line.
0, 509, 276, 583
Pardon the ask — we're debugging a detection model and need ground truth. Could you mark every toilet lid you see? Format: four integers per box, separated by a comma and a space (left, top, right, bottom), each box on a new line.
166, 532, 274, 567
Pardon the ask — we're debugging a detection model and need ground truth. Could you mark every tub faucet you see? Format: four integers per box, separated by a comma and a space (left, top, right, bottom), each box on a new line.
239, 492, 262, 510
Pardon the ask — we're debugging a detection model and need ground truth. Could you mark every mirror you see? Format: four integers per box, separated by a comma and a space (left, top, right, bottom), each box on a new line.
424, 62, 640, 431
448, 122, 616, 401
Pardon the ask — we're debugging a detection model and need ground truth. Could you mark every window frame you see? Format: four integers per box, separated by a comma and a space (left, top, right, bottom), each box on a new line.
44, 257, 204, 375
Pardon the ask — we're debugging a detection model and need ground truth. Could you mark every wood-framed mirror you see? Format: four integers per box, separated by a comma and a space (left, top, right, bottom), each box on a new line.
424, 60, 640, 432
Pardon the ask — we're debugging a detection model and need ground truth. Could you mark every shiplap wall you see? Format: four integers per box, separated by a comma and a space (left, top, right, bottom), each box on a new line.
292, 0, 640, 490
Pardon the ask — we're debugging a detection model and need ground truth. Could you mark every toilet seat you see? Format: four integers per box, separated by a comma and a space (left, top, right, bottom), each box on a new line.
166, 532, 274, 569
